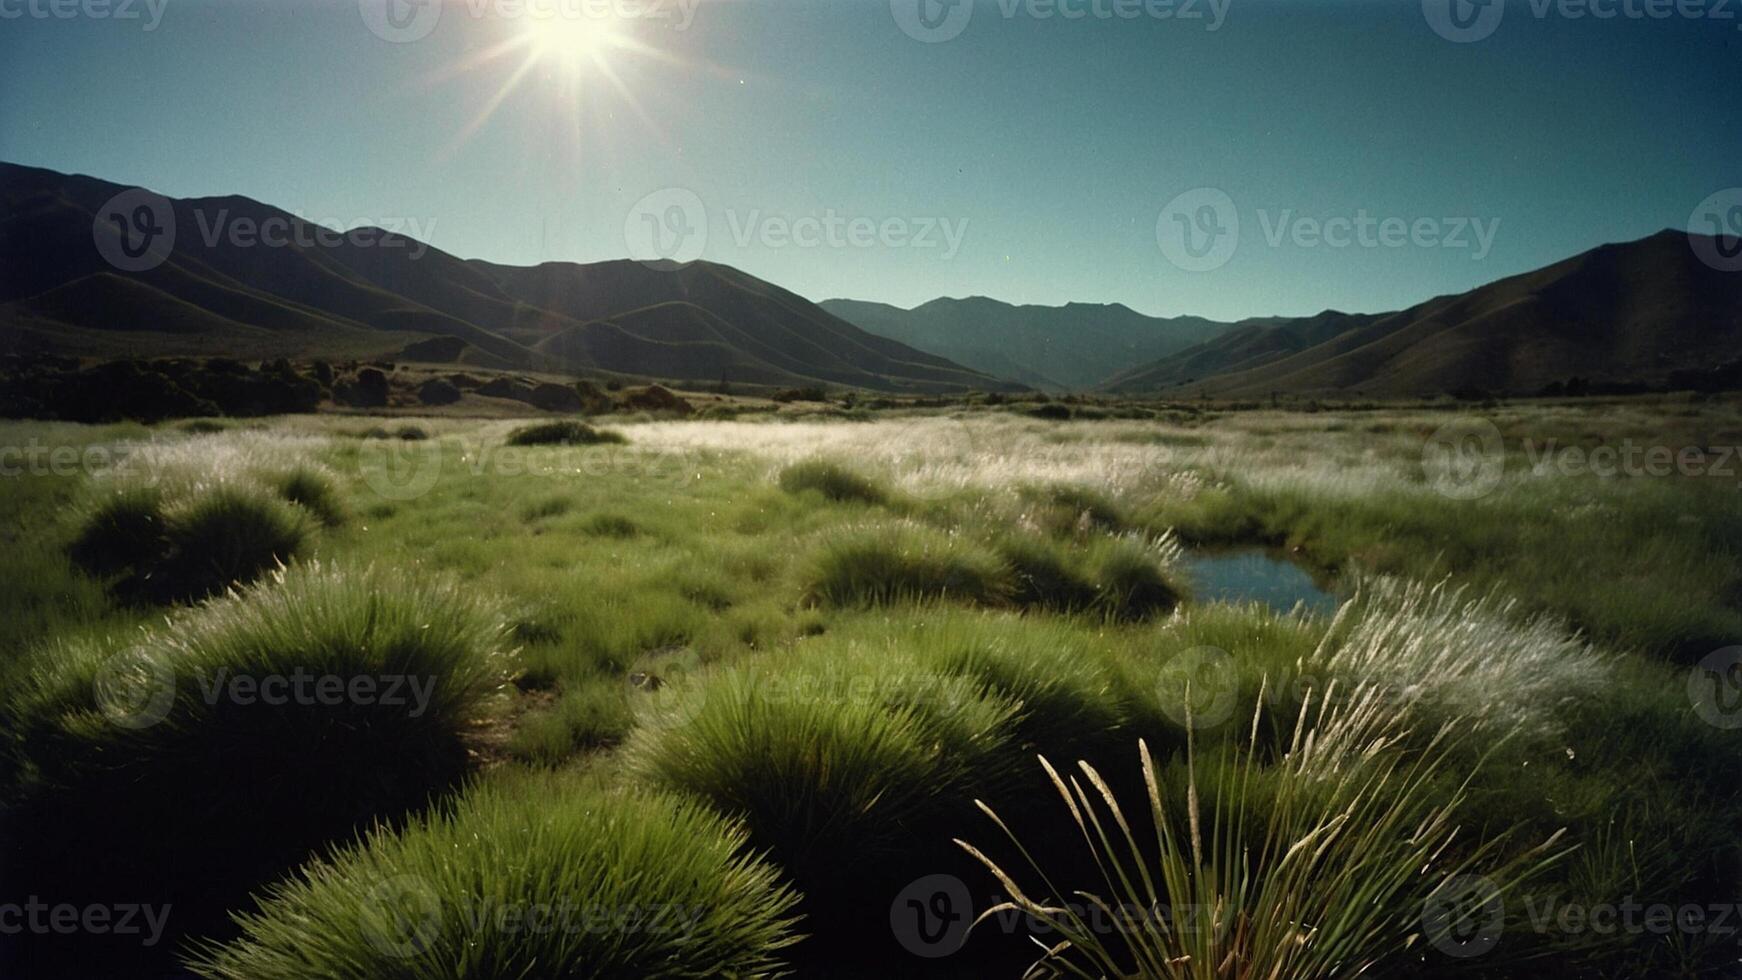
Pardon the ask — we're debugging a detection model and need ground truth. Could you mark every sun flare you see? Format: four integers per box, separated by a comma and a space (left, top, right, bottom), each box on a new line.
520, 14, 622, 71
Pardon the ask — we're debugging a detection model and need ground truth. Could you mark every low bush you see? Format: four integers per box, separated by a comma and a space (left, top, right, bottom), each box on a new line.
66, 484, 167, 579
626, 651, 1017, 941
776, 459, 889, 505
505, 420, 626, 447
801, 521, 1011, 607
2, 564, 509, 968
264, 464, 346, 527
995, 532, 1099, 612
68, 482, 308, 603
1085, 534, 1184, 620
188, 777, 801, 980
152, 485, 309, 602
416, 378, 461, 406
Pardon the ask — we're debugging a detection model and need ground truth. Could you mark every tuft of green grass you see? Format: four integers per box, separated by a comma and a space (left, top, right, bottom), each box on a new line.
519, 494, 573, 522
961, 689, 1569, 980
626, 649, 1019, 937
67, 482, 309, 603
1085, 534, 1185, 620
777, 459, 889, 505
580, 512, 641, 538
3, 563, 509, 961
393, 424, 429, 441
505, 420, 626, 447
153, 484, 310, 602
66, 484, 167, 579
265, 464, 347, 526
508, 679, 634, 764
802, 521, 1011, 607
187, 776, 802, 980
995, 532, 1100, 613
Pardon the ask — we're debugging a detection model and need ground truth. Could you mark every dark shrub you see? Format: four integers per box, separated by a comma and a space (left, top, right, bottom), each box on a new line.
528, 382, 583, 412
505, 420, 627, 447
417, 378, 462, 406
618, 384, 693, 415
1025, 403, 1073, 420
66, 485, 167, 579
573, 379, 612, 413
338, 369, 390, 408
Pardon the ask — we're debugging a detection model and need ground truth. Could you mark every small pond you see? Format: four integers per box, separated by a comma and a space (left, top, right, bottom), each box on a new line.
1180, 548, 1340, 618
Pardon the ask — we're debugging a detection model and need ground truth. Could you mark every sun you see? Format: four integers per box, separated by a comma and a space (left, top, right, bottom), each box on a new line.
520, 14, 623, 72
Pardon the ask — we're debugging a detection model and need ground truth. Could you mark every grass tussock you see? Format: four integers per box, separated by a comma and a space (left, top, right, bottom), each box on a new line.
505, 420, 626, 447
3, 563, 509, 955
580, 512, 641, 538
777, 459, 890, 505
803, 521, 1010, 607
961, 687, 1569, 979
189, 777, 802, 980
625, 649, 1019, 936
68, 481, 309, 603
264, 463, 347, 526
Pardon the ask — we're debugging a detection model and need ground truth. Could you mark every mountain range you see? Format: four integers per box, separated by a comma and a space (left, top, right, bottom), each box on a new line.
1096, 229, 1742, 397
4, 161, 1738, 400
0, 162, 1016, 394
819, 297, 1232, 391
827, 230, 1742, 398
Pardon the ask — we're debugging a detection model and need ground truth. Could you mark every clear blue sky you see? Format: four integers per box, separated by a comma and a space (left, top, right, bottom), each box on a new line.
2, 0, 1738, 320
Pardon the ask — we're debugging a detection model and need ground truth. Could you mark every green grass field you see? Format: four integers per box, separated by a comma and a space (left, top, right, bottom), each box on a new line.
2, 398, 1739, 978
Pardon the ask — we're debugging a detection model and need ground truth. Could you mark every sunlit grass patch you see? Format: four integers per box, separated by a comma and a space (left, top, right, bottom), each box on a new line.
188, 776, 802, 980
625, 646, 1020, 937
262, 463, 347, 526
